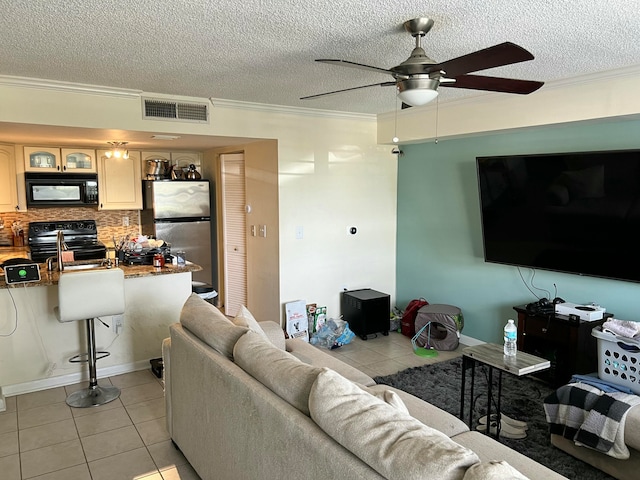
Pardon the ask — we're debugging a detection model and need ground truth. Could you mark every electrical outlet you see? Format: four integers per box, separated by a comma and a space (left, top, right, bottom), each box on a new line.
112, 315, 124, 334
122, 216, 129, 227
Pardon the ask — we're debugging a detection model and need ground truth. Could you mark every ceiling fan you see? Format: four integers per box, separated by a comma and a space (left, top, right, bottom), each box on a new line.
301, 17, 544, 107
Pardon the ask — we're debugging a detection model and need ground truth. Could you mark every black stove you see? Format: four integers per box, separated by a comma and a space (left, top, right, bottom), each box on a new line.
28, 220, 107, 263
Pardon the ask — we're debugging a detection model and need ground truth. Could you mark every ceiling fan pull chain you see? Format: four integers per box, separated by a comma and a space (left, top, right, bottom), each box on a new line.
435, 96, 439, 144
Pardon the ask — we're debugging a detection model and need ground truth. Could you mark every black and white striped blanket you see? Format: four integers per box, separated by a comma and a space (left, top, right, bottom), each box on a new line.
544, 382, 640, 459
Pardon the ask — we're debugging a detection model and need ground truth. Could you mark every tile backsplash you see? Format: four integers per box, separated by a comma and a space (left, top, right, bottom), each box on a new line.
0, 208, 141, 248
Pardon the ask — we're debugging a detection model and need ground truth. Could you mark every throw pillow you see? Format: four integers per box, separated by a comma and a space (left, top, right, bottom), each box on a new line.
234, 331, 323, 416
462, 461, 529, 480
180, 293, 248, 358
233, 305, 268, 339
360, 385, 409, 414
309, 369, 479, 480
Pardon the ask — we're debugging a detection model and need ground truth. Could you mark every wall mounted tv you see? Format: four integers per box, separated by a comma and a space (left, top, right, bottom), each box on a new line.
476, 149, 640, 283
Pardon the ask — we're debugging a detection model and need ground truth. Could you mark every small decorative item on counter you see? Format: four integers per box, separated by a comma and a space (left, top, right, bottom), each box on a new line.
153, 253, 165, 267
11, 221, 25, 246
175, 251, 186, 266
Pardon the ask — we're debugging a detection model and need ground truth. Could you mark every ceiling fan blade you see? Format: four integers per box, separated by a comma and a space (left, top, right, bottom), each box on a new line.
316, 59, 393, 76
440, 74, 544, 94
300, 82, 395, 100
432, 42, 535, 77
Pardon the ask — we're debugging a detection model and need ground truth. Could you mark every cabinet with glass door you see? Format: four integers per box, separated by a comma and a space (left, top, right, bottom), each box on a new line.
24, 147, 97, 173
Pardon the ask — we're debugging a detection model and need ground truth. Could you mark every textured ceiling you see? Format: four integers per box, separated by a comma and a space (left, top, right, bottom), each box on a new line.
1, 0, 640, 117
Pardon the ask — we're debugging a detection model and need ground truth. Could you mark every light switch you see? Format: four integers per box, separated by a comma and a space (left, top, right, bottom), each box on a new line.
295, 226, 303, 240
251, 225, 257, 236
258, 225, 267, 237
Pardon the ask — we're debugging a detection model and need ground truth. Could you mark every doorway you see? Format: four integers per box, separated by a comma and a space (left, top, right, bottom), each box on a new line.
220, 153, 247, 317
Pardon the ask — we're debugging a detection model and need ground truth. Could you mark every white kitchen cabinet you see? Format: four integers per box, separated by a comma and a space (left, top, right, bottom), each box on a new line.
0, 145, 18, 212
24, 146, 96, 173
97, 150, 142, 210
61, 148, 97, 173
171, 151, 202, 169
23, 146, 61, 172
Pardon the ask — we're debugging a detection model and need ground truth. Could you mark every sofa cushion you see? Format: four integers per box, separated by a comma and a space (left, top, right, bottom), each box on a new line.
233, 305, 286, 350
462, 461, 528, 480
365, 384, 469, 437
453, 431, 564, 480
368, 388, 409, 414
286, 338, 375, 386
234, 331, 323, 416
309, 368, 480, 480
180, 293, 248, 358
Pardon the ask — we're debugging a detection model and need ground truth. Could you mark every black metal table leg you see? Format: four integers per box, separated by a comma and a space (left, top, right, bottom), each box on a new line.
460, 355, 466, 422
487, 366, 494, 437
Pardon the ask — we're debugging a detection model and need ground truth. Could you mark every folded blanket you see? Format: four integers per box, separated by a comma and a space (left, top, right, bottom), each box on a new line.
544, 382, 640, 459
571, 373, 636, 395
602, 318, 640, 339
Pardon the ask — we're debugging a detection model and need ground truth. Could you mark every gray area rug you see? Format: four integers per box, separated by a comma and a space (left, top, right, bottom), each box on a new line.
374, 357, 615, 480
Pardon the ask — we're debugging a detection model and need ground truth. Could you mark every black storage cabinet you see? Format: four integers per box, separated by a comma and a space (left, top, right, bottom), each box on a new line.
341, 288, 390, 340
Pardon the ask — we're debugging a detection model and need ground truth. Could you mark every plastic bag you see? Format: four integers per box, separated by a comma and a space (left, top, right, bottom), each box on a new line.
310, 318, 355, 349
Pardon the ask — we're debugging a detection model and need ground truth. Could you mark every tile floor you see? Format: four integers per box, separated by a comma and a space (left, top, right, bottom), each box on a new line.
0, 331, 465, 480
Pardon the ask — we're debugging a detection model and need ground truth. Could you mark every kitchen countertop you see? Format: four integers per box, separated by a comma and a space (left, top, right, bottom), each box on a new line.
0, 247, 202, 289
0, 247, 30, 265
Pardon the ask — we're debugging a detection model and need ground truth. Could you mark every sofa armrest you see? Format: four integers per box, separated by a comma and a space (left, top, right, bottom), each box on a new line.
258, 321, 286, 350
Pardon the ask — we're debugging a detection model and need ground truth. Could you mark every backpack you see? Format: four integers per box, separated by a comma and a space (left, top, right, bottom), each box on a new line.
401, 298, 429, 337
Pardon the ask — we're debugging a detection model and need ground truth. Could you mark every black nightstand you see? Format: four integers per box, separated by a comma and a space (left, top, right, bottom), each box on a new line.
513, 305, 606, 386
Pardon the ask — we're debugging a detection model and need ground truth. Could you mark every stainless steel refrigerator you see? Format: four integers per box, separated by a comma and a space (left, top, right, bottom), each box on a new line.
141, 180, 216, 289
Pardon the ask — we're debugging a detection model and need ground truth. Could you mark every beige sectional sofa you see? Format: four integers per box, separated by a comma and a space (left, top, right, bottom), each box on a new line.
551, 418, 640, 480
163, 294, 566, 480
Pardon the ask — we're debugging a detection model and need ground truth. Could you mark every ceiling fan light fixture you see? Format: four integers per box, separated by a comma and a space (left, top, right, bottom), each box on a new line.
396, 77, 439, 107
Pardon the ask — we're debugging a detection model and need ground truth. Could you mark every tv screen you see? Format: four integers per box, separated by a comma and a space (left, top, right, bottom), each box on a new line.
476, 150, 640, 283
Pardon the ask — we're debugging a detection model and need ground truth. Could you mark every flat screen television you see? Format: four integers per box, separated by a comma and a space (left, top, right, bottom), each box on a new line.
476, 150, 640, 283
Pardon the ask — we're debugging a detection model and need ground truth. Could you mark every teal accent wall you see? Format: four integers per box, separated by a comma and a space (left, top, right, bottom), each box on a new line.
396, 118, 640, 344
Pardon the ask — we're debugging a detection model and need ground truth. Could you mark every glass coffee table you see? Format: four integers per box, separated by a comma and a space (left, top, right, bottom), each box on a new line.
459, 343, 550, 438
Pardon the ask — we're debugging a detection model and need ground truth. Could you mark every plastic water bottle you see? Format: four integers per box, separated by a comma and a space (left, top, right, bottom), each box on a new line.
504, 319, 517, 356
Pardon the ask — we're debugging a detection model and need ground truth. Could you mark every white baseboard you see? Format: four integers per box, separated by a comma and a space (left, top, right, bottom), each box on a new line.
2, 358, 157, 397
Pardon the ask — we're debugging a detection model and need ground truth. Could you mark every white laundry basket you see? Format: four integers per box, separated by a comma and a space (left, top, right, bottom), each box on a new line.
592, 326, 640, 394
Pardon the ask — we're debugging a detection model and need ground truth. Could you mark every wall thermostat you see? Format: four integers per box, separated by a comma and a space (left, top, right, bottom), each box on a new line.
4, 264, 41, 284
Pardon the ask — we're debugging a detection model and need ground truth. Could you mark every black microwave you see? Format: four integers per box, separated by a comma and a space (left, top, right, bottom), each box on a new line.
25, 173, 99, 207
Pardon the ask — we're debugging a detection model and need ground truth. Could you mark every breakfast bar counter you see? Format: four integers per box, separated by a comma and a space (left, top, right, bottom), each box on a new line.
0, 251, 203, 400
0, 261, 202, 288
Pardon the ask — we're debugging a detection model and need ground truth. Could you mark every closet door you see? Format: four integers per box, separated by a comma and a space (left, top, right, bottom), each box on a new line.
220, 153, 247, 316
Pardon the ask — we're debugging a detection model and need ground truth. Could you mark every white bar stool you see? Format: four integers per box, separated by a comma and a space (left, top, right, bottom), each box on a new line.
55, 268, 125, 408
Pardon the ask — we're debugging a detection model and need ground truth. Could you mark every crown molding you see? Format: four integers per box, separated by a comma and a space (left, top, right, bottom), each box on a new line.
210, 98, 376, 121
0, 75, 142, 98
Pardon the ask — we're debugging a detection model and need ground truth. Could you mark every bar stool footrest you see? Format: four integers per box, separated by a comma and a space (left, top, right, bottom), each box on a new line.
68, 351, 111, 363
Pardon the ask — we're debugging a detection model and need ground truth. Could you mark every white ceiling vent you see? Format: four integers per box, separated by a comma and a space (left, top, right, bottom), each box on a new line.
142, 98, 209, 123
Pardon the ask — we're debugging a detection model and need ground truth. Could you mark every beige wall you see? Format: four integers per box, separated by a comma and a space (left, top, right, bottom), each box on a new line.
0, 80, 397, 328
203, 140, 280, 325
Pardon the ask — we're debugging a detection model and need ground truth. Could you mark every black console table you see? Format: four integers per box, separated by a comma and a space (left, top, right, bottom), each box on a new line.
513, 305, 606, 387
